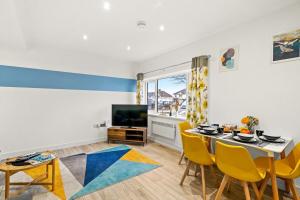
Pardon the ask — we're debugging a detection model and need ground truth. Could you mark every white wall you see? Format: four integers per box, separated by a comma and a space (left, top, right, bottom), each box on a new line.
138, 3, 300, 145
0, 47, 135, 79
0, 48, 136, 158
137, 3, 300, 186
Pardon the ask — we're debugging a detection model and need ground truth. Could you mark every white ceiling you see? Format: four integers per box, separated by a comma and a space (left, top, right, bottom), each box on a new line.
0, 0, 298, 62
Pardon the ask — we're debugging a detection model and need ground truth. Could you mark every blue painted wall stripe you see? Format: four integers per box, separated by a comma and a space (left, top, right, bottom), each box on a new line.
0, 65, 136, 92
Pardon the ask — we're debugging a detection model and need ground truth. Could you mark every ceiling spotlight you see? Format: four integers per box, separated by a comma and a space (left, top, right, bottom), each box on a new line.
83, 34, 88, 40
159, 25, 165, 31
127, 45, 131, 51
103, 1, 111, 10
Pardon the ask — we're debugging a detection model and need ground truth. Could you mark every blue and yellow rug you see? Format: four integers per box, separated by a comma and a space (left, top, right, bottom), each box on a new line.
63, 145, 160, 199
0, 145, 160, 200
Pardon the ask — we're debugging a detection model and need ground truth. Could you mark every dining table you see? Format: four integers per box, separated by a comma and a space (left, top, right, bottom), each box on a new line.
185, 128, 293, 200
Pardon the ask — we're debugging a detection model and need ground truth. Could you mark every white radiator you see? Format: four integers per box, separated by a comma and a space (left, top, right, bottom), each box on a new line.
151, 121, 176, 139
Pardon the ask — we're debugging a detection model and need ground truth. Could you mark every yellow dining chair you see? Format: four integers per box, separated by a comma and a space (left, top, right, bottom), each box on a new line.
255, 142, 300, 199
178, 121, 209, 165
178, 121, 192, 165
215, 141, 268, 200
180, 132, 215, 200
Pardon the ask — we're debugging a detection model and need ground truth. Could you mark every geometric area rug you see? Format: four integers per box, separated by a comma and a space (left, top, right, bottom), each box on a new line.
61, 145, 160, 200
0, 145, 160, 200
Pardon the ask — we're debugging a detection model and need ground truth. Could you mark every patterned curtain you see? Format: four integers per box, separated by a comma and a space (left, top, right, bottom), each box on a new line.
136, 80, 142, 104
136, 73, 144, 104
186, 56, 209, 127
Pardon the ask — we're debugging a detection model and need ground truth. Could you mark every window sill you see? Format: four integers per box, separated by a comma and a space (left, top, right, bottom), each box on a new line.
148, 113, 186, 121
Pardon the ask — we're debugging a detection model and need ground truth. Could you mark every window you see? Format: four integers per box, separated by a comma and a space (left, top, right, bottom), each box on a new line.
147, 81, 156, 113
146, 73, 187, 117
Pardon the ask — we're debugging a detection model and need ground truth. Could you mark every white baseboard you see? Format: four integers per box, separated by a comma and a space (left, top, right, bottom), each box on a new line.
148, 136, 182, 152
0, 136, 107, 159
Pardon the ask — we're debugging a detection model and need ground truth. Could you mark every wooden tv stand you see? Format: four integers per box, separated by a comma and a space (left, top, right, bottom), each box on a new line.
107, 127, 147, 146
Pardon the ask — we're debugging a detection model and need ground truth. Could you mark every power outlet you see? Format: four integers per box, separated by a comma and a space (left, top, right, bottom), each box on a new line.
93, 121, 107, 128
100, 121, 106, 127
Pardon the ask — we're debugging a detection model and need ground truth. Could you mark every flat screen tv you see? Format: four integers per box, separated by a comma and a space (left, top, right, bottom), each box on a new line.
112, 104, 148, 127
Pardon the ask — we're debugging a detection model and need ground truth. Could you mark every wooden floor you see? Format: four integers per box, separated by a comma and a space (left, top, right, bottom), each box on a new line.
53, 141, 292, 200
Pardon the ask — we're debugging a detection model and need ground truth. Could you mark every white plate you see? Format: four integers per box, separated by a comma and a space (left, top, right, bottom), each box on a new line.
237, 133, 254, 141
233, 136, 258, 143
199, 129, 218, 135
203, 127, 216, 132
259, 136, 285, 143
199, 124, 210, 128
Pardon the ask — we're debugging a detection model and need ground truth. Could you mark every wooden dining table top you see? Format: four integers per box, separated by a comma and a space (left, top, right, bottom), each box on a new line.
185, 128, 292, 155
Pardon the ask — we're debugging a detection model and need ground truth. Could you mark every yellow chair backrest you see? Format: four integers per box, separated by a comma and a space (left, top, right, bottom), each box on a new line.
178, 121, 192, 134
181, 132, 213, 165
285, 142, 300, 179
215, 141, 264, 182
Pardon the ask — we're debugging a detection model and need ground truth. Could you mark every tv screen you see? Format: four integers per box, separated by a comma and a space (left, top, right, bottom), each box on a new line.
112, 104, 148, 127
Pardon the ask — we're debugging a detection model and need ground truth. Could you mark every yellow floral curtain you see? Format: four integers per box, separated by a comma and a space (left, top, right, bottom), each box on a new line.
136, 73, 144, 104
187, 56, 209, 127
136, 80, 142, 104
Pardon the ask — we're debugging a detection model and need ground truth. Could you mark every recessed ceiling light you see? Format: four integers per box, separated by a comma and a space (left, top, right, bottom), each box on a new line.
83, 34, 88, 40
127, 45, 131, 51
103, 1, 111, 10
159, 25, 165, 31
154, 1, 163, 8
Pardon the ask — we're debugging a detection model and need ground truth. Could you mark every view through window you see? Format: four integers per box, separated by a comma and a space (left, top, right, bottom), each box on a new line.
147, 74, 187, 117
147, 81, 156, 113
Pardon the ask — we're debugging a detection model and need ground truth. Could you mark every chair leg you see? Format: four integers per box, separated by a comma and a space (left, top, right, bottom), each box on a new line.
287, 179, 300, 200
209, 165, 218, 186
180, 160, 191, 185
215, 175, 229, 200
258, 173, 270, 199
241, 181, 251, 200
178, 152, 185, 165
195, 164, 199, 177
251, 182, 260, 200
226, 178, 231, 192
200, 165, 206, 200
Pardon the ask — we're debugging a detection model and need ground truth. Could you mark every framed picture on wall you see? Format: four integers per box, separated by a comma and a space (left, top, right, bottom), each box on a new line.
219, 46, 239, 72
272, 29, 300, 63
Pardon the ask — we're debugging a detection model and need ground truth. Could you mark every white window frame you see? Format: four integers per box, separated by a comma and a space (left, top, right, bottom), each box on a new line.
145, 80, 157, 113
144, 70, 189, 116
